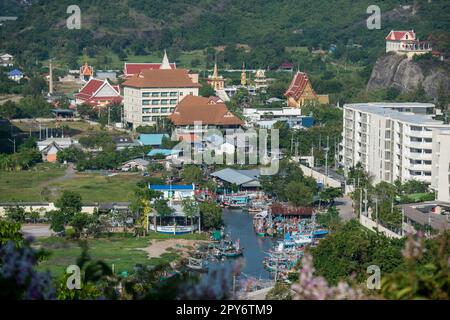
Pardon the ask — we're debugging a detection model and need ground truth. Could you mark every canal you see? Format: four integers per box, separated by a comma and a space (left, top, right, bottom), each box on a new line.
220, 208, 276, 280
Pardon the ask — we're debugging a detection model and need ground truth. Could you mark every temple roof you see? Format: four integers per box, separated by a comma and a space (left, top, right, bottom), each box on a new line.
284, 71, 317, 100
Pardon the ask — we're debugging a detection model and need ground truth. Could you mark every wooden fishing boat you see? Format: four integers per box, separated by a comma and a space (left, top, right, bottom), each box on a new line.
187, 257, 209, 272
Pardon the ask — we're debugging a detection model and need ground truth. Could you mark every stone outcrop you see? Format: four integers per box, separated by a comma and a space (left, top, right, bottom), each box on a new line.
367, 53, 449, 99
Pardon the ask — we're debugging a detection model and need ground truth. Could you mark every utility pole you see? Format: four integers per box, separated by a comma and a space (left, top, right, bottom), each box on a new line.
359, 188, 362, 217
290, 133, 294, 155
108, 106, 111, 126
401, 207, 405, 236
375, 198, 379, 231
7, 138, 16, 153
364, 188, 368, 216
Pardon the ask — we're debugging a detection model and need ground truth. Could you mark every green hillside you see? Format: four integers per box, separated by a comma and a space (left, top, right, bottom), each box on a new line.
1, 0, 449, 71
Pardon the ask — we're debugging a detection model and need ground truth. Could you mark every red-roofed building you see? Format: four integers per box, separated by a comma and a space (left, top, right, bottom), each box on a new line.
123, 51, 176, 78
123, 63, 177, 78
385, 30, 432, 58
75, 78, 122, 108
284, 71, 329, 108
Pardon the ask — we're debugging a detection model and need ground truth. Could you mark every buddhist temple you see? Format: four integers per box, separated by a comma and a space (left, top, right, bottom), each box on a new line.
284, 71, 329, 108
254, 69, 267, 89
207, 62, 225, 90
240, 63, 247, 86
80, 62, 93, 82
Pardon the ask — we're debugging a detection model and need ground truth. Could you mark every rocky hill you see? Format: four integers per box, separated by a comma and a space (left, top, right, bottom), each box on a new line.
367, 53, 450, 99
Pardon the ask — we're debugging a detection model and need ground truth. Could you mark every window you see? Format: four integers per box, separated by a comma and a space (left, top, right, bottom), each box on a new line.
170, 92, 177, 97
152, 92, 160, 97
424, 160, 432, 165
424, 149, 432, 154
151, 100, 160, 105
180, 92, 183, 96
161, 99, 168, 105
142, 92, 151, 97
142, 100, 150, 105
161, 108, 168, 113
169, 108, 175, 112
152, 108, 160, 113
161, 92, 168, 97
170, 99, 177, 105
142, 116, 151, 122
142, 108, 150, 114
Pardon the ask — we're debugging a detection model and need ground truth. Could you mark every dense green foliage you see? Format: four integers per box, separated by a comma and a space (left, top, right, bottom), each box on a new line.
311, 220, 405, 285
2, 0, 449, 71
199, 201, 222, 229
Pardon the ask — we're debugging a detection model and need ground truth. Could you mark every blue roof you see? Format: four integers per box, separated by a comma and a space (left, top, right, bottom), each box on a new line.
8, 69, 23, 76
139, 134, 169, 146
149, 184, 194, 190
147, 148, 180, 156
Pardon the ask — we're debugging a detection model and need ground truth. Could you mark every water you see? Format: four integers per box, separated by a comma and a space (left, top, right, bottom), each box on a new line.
220, 208, 276, 280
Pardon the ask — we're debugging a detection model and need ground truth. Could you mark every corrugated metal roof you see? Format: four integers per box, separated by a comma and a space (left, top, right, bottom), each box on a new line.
211, 168, 260, 186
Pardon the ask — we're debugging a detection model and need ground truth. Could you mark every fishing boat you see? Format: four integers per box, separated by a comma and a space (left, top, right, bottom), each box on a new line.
187, 257, 209, 272
212, 238, 243, 258
159, 270, 180, 281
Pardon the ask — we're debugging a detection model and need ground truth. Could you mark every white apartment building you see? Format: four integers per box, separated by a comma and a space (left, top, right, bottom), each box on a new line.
340, 103, 450, 185
122, 68, 200, 128
431, 129, 450, 203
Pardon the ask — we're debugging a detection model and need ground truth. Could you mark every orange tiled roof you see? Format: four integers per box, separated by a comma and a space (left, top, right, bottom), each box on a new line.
121, 69, 201, 88
170, 96, 243, 126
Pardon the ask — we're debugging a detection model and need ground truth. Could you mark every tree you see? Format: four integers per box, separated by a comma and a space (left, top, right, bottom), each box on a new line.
70, 213, 92, 238
5, 206, 26, 223
55, 191, 82, 225
199, 201, 222, 230
285, 181, 314, 207
182, 198, 200, 233
181, 165, 201, 184
199, 82, 215, 97
154, 199, 175, 227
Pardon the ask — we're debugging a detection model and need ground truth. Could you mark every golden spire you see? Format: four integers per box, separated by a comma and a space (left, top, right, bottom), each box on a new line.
213, 62, 219, 78
240, 62, 247, 86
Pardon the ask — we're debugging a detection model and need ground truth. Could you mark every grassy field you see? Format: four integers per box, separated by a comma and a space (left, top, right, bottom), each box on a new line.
35, 232, 207, 278
0, 163, 66, 202
47, 173, 143, 202
0, 162, 144, 203
11, 120, 110, 139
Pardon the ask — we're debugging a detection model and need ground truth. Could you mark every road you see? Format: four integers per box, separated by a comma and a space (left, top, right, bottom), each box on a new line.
335, 196, 355, 221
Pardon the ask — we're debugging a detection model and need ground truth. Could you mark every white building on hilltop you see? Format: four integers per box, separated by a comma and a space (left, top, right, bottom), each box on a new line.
340, 103, 450, 185
385, 30, 432, 59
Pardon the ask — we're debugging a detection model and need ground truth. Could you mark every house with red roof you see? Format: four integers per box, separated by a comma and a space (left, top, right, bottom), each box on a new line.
123, 51, 176, 78
74, 78, 122, 108
385, 30, 432, 58
284, 71, 329, 108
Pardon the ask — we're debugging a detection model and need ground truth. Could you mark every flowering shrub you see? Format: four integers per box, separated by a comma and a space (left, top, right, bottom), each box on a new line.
0, 238, 55, 299
291, 253, 367, 300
